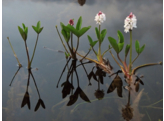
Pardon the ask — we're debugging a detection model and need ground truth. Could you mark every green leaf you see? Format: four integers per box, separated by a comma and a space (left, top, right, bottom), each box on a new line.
100, 29, 107, 43
18, 26, 26, 41
32, 26, 38, 33
38, 27, 43, 34
95, 27, 100, 40
87, 35, 93, 44
79, 26, 91, 37
61, 29, 70, 42
125, 44, 130, 57
60, 22, 65, 29
76, 16, 82, 31
117, 30, 124, 43
118, 43, 124, 52
108, 37, 119, 53
22, 23, 26, 30
91, 41, 98, 47
135, 40, 140, 54
117, 31, 124, 52
37, 21, 41, 30
139, 44, 145, 54
24, 27, 28, 39
67, 24, 80, 37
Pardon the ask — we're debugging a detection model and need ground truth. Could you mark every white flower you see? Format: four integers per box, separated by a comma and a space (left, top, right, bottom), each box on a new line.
94, 11, 106, 25
124, 12, 137, 33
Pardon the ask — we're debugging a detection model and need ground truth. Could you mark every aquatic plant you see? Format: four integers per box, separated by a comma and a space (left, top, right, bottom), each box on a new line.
7, 21, 45, 111
56, 11, 162, 82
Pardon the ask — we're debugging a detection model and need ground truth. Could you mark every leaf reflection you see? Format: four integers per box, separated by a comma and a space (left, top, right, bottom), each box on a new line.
107, 75, 123, 97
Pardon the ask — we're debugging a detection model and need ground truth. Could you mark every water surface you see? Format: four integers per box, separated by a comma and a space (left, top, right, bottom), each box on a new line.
2, 0, 163, 121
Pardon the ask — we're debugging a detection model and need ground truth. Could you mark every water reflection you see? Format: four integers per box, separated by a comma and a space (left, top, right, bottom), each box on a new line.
9, 67, 46, 112
56, 57, 150, 120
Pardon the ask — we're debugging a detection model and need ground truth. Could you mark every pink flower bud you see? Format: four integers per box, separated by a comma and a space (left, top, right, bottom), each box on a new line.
128, 12, 133, 19
98, 11, 102, 16
68, 19, 74, 26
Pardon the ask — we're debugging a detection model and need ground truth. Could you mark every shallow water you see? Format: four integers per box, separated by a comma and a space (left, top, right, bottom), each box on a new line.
2, 0, 163, 121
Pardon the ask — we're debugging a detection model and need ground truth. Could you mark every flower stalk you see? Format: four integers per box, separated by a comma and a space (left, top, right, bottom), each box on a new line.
129, 30, 132, 73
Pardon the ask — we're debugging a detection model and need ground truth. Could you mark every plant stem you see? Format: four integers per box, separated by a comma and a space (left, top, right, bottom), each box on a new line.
30, 70, 41, 98
71, 33, 73, 49
102, 48, 110, 57
132, 62, 162, 74
75, 49, 99, 64
129, 30, 132, 73
9, 66, 21, 86
7, 37, 22, 67
109, 50, 122, 68
92, 47, 97, 56
132, 54, 139, 64
98, 25, 102, 62
80, 49, 91, 61
30, 34, 39, 67
66, 42, 74, 57
24, 41, 31, 69
117, 53, 124, 65
74, 37, 79, 55
55, 26, 69, 54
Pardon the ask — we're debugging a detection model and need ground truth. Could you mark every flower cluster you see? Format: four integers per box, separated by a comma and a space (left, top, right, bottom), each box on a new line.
94, 11, 106, 25
124, 12, 137, 33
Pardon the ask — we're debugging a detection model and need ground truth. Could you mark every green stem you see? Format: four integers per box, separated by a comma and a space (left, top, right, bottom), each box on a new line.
132, 54, 139, 64
109, 50, 122, 68
55, 26, 69, 54
117, 53, 124, 65
7, 37, 22, 67
98, 25, 102, 62
30, 34, 39, 67
132, 62, 162, 74
102, 48, 110, 57
129, 30, 132, 73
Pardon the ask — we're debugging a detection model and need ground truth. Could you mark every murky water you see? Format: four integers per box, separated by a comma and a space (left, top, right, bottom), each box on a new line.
3, 0, 163, 121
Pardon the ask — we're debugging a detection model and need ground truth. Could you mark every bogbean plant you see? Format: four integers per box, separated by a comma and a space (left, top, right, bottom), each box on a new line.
56, 11, 162, 82
7, 21, 45, 111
